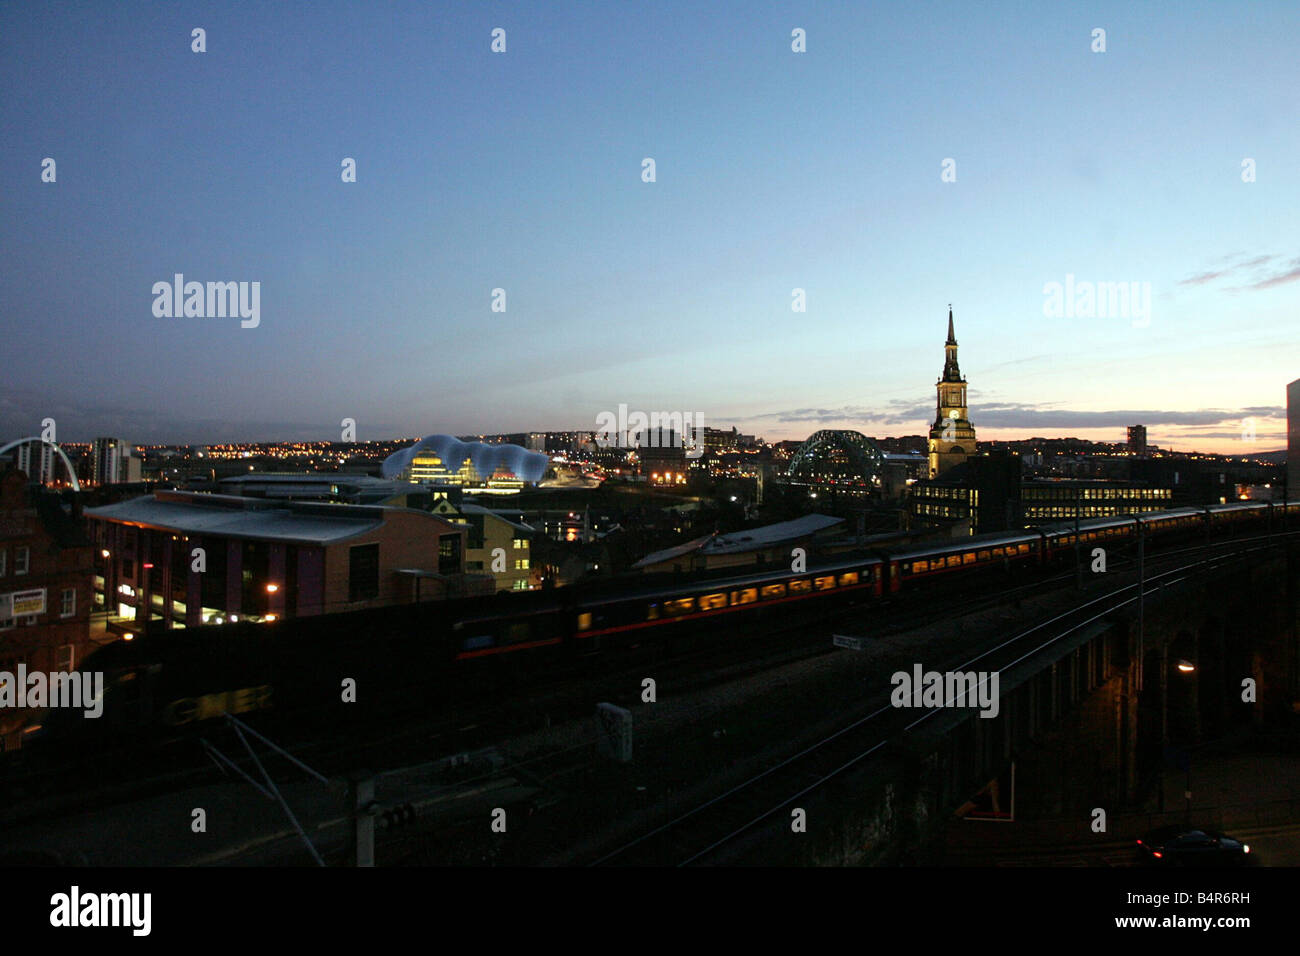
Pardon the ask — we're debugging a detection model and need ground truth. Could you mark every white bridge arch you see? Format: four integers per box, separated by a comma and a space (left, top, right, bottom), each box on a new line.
0, 437, 81, 491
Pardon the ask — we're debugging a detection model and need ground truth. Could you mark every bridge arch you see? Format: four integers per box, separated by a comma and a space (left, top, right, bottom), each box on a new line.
0, 437, 81, 491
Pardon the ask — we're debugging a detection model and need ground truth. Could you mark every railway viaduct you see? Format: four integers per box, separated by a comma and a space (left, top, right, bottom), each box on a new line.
725, 538, 1300, 865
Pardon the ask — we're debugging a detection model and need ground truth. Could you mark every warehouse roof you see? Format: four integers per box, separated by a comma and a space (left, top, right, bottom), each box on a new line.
85, 490, 446, 545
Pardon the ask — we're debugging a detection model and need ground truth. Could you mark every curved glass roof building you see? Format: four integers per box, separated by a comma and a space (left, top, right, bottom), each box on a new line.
785, 430, 885, 491
382, 435, 549, 492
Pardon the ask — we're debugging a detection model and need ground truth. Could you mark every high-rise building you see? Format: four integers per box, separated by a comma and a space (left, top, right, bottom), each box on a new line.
1127, 425, 1147, 457
91, 437, 125, 486
928, 306, 978, 479
14, 441, 55, 485
1288, 378, 1299, 497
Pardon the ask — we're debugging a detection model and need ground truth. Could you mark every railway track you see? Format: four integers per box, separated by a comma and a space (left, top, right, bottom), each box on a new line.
0, 528, 1286, 846
584, 536, 1287, 866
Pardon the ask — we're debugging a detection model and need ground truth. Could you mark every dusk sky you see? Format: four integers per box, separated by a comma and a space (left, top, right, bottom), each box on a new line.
3, 1, 1296, 452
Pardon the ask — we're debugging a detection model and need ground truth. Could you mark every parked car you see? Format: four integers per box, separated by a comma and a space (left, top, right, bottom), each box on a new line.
1137, 826, 1252, 865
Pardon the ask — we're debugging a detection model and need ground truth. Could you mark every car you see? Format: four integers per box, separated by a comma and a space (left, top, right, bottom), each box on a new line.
1137, 825, 1252, 865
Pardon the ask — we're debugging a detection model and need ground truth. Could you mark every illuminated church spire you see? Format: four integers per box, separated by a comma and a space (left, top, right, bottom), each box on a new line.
942, 304, 961, 381
927, 305, 978, 479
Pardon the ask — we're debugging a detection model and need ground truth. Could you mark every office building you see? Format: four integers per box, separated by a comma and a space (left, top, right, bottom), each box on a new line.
87, 490, 480, 633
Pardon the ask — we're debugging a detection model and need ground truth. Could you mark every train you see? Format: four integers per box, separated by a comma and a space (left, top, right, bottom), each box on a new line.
16, 498, 1299, 758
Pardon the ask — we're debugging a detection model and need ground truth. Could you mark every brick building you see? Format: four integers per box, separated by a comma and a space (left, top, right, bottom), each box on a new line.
0, 470, 94, 748
86, 490, 481, 632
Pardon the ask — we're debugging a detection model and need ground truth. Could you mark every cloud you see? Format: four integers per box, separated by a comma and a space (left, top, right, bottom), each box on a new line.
959, 404, 1284, 429
1179, 270, 1228, 286
1173, 430, 1285, 441
1247, 259, 1300, 290
1183, 252, 1300, 291
741, 400, 1285, 433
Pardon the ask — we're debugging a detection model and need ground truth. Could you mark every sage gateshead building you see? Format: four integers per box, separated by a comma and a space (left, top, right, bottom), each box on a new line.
382, 434, 550, 495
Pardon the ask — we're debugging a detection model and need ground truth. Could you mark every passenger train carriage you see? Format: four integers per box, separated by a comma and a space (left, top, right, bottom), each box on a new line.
19, 499, 1300, 753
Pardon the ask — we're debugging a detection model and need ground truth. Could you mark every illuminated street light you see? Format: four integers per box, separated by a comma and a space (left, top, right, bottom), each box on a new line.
266, 583, 279, 593
1176, 660, 1195, 673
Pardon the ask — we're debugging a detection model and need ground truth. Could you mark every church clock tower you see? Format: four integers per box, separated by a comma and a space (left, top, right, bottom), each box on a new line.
928, 306, 978, 478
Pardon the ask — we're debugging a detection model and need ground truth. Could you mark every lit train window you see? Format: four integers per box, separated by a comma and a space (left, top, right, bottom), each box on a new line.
665, 598, 695, 616
789, 578, 812, 594
992, 547, 1004, 558
730, 588, 758, 606
977, 551, 990, 561
760, 583, 786, 600
962, 552, 976, 565
910, 561, 927, 574
646, 604, 661, 621
946, 554, 962, 568
577, 612, 593, 631
698, 593, 727, 611
814, 575, 836, 590
1018, 543, 1031, 555
838, 572, 859, 586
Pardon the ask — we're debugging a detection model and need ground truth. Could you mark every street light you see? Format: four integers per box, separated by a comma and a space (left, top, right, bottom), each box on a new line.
1158, 654, 1197, 814
265, 583, 279, 593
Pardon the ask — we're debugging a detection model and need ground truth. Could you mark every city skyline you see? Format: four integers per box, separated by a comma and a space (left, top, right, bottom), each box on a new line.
4, 1, 1297, 452
5, 0, 1300, 899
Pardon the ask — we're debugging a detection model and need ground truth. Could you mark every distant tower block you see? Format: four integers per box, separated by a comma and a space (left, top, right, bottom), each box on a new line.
928, 306, 978, 479
1127, 424, 1148, 457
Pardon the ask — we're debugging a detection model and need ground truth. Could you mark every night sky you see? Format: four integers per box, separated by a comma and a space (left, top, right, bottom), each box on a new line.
3, 1, 1296, 451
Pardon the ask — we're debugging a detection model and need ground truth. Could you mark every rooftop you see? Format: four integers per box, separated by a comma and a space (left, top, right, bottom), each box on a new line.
634, 514, 844, 568
85, 490, 444, 545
